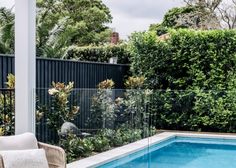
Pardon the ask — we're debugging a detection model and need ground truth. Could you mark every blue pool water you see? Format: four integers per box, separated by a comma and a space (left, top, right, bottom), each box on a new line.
97, 136, 236, 168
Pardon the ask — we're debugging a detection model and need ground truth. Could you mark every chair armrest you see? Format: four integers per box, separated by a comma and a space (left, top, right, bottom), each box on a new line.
38, 142, 66, 168
0, 155, 4, 168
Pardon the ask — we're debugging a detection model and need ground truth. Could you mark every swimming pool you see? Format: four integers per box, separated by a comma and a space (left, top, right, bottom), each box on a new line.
97, 136, 236, 168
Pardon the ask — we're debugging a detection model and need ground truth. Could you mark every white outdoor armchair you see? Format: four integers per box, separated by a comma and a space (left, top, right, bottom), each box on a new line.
0, 133, 66, 168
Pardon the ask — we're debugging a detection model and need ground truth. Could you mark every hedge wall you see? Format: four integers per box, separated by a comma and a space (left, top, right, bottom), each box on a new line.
65, 44, 130, 64
129, 29, 236, 132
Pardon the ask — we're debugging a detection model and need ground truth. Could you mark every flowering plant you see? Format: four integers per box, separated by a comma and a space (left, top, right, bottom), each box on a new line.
89, 79, 117, 129
47, 82, 79, 132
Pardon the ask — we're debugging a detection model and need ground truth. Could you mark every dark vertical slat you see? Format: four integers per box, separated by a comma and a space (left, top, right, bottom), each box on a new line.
0, 56, 3, 88
0, 55, 129, 143
2, 57, 7, 87
81, 63, 84, 88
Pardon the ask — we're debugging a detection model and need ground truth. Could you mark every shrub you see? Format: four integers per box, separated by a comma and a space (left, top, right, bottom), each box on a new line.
129, 29, 236, 132
118, 127, 142, 144
111, 129, 124, 147
88, 80, 117, 129
123, 77, 153, 132
65, 44, 130, 64
0, 74, 15, 135
0, 74, 44, 135
59, 134, 94, 162
91, 135, 110, 152
162, 6, 198, 29
47, 82, 79, 132
94, 128, 143, 147
129, 29, 236, 91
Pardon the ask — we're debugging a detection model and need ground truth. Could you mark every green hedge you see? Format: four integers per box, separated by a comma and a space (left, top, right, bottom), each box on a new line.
65, 44, 130, 64
129, 29, 236, 132
129, 29, 236, 90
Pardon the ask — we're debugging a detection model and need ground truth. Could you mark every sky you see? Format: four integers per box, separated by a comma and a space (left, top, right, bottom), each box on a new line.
0, 0, 183, 39
103, 0, 183, 39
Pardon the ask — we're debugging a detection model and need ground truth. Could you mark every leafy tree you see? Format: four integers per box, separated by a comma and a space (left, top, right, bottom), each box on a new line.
0, 0, 112, 58
162, 6, 198, 28
47, 82, 79, 132
0, 7, 14, 54
218, 0, 236, 29
184, 0, 222, 12
150, 6, 220, 35
149, 0, 224, 35
36, 0, 112, 58
149, 23, 168, 36
183, 0, 236, 29
89, 80, 117, 129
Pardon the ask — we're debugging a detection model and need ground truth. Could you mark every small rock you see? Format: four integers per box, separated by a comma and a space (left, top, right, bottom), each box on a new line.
59, 122, 80, 136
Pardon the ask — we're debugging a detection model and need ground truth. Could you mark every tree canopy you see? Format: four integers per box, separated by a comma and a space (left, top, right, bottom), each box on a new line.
184, 0, 236, 29
149, 5, 221, 36
0, 7, 14, 54
0, 0, 112, 57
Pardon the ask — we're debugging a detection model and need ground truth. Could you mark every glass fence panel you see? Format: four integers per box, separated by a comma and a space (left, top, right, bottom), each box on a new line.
0, 88, 14, 136
1, 83, 236, 166
35, 88, 152, 163
33, 89, 236, 165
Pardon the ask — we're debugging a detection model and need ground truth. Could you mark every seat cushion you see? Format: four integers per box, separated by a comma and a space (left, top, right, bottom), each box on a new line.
0, 133, 38, 151
0, 149, 49, 168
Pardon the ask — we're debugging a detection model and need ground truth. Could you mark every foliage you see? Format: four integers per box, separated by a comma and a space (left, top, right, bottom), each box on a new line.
0, 0, 112, 57
129, 29, 236, 90
149, 24, 169, 36
59, 134, 94, 162
65, 44, 130, 64
128, 29, 236, 132
0, 74, 44, 135
150, 6, 220, 35
0, 74, 15, 135
122, 77, 153, 133
60, 127, 147, 162
125, 76, 145, 89
149, 1, 223, 36
97, 79, 115, 89
150, 89, 236, 132
91, 134, 110, 152
184, 0, 222, 12
190, 88, 236, 132
47, 82, 79, 132
162, 6, 198, 28
0, 127, 4, 136
89, 80, 117, 129
164, 6, 220, 30
0, 7, 14, 54
36, 0, 112, 58
5, 74, 15, 89
92, 128, 143, 148
114, 127, 142, 145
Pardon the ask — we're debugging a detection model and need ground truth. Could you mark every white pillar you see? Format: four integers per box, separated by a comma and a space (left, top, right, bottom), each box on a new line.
15, 0, 36, 134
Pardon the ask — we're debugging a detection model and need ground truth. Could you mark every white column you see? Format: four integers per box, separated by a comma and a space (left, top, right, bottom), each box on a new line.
15, 0, 36, 134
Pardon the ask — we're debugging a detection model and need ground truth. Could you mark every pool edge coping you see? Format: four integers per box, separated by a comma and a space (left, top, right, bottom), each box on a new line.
67, 132, 236, 168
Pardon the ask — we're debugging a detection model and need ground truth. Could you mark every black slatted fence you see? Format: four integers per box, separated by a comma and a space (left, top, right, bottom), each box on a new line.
0, 54, 129, 141
0, 54, 129, 89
